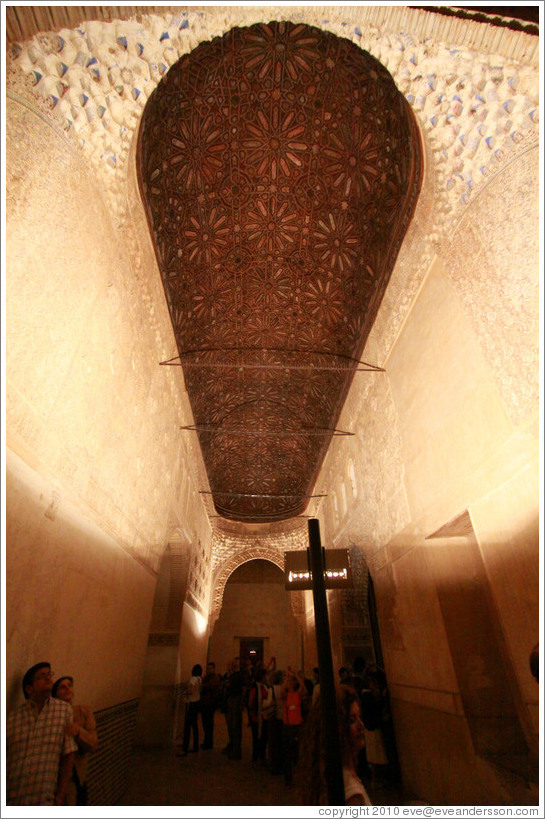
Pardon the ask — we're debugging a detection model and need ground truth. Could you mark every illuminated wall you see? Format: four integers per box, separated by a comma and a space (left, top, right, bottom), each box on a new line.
5, 95, 211, 714
315, 143, 539, 805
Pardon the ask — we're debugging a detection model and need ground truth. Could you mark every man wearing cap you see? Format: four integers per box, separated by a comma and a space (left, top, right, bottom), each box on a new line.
6, 661, 78, 805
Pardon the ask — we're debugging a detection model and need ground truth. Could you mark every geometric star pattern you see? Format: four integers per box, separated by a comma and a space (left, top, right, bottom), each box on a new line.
138, 21, 422, 522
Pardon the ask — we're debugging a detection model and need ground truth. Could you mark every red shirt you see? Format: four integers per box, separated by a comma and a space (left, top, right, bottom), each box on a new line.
282, 689, 303, 725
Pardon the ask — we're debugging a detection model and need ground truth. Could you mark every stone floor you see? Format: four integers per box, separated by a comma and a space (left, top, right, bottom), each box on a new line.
120, 717, 422, 811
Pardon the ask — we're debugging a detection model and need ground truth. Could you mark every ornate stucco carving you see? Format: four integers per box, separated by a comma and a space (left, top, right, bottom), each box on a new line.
211, 525, 309, 576
5, 96, 190, 575
442, 143, 539, 428
6, 6, 538, 236
312, 369, 410, 566
209, 539, 307, 629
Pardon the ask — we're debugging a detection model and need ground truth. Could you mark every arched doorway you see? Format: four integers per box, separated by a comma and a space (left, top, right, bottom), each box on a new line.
208, 559, 303, 674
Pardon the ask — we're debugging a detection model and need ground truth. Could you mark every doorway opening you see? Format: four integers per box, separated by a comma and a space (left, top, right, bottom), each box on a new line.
239, 637, 264, 671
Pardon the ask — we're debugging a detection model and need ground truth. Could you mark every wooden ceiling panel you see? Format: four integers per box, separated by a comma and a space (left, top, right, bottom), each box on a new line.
137, 20, 423, 522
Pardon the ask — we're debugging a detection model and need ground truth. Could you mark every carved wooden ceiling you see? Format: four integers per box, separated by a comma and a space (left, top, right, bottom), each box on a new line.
138, 21, 422, 523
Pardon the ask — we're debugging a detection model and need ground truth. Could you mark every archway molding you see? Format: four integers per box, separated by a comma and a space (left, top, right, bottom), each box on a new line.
210, 547, 305, 631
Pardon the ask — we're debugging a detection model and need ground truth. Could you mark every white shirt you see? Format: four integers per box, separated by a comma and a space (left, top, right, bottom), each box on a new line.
343, 767, 372, 805
186, 675, 201, 703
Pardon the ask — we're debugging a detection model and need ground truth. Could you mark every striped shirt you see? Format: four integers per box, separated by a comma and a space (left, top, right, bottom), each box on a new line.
6, 697, 78, 805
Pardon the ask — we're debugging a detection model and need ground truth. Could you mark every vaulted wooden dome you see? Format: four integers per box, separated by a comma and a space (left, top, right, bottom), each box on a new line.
138, 21, 422, 522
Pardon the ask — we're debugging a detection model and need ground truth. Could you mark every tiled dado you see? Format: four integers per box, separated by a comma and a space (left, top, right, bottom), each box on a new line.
86, 698, 140, 805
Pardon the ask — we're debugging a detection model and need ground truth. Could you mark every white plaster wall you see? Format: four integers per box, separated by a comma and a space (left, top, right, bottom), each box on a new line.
178, 604, 210, 683
133, 644, 179, 747
387, 255, 514, 523
5, 95, 209, 709
208, 580, 302, 675
316, 143, 539, 804
470, 456, 540, 738
6, 96, 188, 570
5, 449, 155, 712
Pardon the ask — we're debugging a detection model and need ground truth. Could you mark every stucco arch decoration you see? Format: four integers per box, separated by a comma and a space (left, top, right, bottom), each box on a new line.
7, 4, 538, 239
210, 540, 306, 630
317, 370, 411, 552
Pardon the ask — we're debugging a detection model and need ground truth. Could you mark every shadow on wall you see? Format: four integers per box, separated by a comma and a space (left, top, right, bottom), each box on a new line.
429, 526, 539, 786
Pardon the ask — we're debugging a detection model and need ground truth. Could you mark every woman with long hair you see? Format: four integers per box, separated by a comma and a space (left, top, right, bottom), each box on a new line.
297, 684, 372, 805
52, 675, 99, 805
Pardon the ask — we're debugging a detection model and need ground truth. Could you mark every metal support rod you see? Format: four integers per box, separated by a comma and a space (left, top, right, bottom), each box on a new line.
161, 359, 384, 372
199, 491, 327, 498
159, 348, 385, 372
308, 518, 345, 805
180, 425, 354, 436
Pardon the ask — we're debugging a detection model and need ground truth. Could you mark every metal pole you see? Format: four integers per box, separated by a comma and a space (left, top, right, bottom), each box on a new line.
308, 518, 345, 805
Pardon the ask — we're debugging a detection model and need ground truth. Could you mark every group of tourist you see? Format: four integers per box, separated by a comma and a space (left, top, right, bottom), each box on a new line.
5, 662, 99, 806
5, 654, 392, 806
176, 653, 393, 805
177, 661, 224, 756
176, 655, 313, 781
